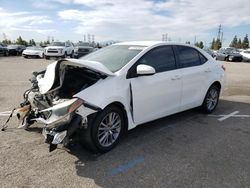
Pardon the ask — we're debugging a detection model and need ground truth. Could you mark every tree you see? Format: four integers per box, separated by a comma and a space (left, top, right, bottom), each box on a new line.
2, 39, 11, 45
211, 38, 215, 49
242, 34, 249, 49
199, 41, 204, 49
195, 41, 204, 49
212, 38, 222, 50
237, 38, 242, 49
29, 39, 36, 46
16, 36, 28, 46
230, 35, 238, 48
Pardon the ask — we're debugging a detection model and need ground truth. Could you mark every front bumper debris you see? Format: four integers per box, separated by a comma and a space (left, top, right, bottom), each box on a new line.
42, 115, 83, 152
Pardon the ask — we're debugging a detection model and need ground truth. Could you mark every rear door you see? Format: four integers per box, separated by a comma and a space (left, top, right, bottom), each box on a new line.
174, 45, 210, 111
128, 45, 182, 124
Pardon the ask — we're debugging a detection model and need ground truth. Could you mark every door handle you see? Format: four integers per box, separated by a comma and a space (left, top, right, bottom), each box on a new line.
204, 68, 211, 73
171, 75, 181, 80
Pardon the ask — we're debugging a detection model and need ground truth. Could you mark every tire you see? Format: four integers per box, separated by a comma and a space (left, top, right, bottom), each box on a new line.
70, 50, 74, 58
200, 85, 220, 113
45, 55, 50, 60
80, 105, 125, 153
62, 52, 67, 58
4, 51, 9, 56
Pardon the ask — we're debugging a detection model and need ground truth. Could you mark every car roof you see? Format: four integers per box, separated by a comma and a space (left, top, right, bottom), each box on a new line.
114, 41, 195, 48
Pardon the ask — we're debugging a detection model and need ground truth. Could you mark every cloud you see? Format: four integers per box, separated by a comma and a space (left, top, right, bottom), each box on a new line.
57, 0, 250, 42
0, 7, 54, 40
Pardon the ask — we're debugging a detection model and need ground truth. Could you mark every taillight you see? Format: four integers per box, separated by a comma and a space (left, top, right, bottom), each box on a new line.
221, 65, 226, 71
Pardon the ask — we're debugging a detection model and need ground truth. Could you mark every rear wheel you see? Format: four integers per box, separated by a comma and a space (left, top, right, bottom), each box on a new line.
45, 55, 50, 60
80, 105, 125, 153
70, 50, 74, 58
200, 85, 220, 113
4, 51, 9, 56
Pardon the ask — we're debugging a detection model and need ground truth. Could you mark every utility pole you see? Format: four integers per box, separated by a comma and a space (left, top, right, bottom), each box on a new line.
84, 34, 86, 42
194, 36, 197, 44
217, 24, 222, 40
220, 32, 224, 46
87, 34, 91, 43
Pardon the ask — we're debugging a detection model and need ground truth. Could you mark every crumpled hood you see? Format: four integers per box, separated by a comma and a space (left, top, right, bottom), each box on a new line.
37, 59, 115, 94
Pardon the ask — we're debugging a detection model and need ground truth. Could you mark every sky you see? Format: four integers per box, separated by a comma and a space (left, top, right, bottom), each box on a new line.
0, 0, 250, 47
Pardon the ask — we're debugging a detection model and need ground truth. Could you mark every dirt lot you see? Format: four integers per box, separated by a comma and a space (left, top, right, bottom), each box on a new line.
0, 56, 250, 188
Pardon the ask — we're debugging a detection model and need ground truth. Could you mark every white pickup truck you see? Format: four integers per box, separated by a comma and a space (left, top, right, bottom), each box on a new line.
44, 41, 74, 59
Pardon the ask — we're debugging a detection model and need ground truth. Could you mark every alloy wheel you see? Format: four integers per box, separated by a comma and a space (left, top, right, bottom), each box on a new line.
206, 88, 219, 111
97, 112, 121, 147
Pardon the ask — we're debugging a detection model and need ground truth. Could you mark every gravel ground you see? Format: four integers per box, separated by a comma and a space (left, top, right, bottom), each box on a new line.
0, 56, 250, 188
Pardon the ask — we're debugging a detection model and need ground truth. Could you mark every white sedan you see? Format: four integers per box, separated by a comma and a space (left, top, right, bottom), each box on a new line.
22, 46, 44, 58
16, 41, 226, 153
240, 50, 250, 62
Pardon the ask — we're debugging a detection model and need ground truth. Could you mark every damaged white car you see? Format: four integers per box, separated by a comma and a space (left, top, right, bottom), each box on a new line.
15, 41, 225, 153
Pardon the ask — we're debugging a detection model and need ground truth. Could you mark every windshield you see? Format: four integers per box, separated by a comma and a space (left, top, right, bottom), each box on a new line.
80, 45, 145, 72
27, 46, 43, 50
50, 42, 65, 46
77, 42, 91, 47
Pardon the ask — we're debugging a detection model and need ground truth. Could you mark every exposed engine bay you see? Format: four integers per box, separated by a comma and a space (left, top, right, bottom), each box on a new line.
12, 59, 108, 151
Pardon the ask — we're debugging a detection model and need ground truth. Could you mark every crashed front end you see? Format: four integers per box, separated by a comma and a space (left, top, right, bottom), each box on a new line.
16, 59, 109, 151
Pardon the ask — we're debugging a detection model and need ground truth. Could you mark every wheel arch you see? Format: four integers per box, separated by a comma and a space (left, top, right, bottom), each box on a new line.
104, 101, 129, 133
211, 81, 221, 92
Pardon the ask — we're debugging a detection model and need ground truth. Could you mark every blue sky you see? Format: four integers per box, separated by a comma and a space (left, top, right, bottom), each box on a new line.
0, 0, 250, 47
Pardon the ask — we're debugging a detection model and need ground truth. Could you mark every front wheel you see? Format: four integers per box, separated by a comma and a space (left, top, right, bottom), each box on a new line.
200, 85, 220, 113
70, 50, 74, 58
81, 105, 125, 153
45, 55, 49, 60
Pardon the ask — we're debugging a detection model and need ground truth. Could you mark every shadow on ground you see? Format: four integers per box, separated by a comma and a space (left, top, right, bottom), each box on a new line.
61, 99, 250, 187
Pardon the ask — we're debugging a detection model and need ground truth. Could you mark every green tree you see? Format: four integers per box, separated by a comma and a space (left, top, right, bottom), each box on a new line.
16, 36, 28, 46
199, 41, 204, 49
213, 39, 221, 50
2, 39, 11, 45
211, 38, 215, 49
237, 38, 242, 49
230, 35, 238, 48
195, 41, 204, 49
242, 34, 249, 49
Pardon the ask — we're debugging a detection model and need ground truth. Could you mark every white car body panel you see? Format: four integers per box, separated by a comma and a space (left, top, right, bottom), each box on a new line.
44, 43, 74, 57
240, 50, 250, 61
130, 69, 182, 124
22, 49, 44, 57
38, 41, 226, 131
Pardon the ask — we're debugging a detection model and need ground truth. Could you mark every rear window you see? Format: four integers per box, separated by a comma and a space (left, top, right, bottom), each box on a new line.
177, 46, 201, 68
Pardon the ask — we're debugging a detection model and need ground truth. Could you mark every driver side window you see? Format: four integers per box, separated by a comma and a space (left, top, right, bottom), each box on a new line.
137, 46, 176, 73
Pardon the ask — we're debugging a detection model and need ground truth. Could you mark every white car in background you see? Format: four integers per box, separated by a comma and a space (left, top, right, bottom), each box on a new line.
44, 41, 74, 59
240, 50, 250, 62
17, 41, 226, 153
22, 46, 44, 58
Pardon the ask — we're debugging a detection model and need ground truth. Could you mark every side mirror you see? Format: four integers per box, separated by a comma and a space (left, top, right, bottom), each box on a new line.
136, 64, 156, 76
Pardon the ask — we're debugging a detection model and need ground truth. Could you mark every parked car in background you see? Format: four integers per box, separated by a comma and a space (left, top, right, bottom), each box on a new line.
17, 41, 225, 153
73, 42, 94, 58
0, 43, 9, 56
7, 45, 26, 55
215, 47, 243, 62
203, 48, 216, 58
22, 46, 44, 58
44, 41, 74, 59
240, 50, 250, 62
